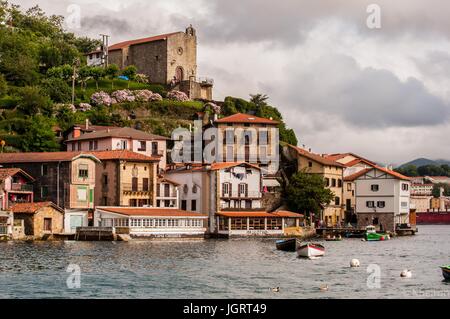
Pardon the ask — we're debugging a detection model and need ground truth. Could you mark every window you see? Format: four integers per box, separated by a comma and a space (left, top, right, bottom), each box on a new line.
371, 185, 379, 192
120, 140, 127, 150
181, 200, 187, 211
138, 141, 147, 152
267, 218, 282, 230
335, 197, 340, 206
152, 142, 158, 156
132, 178, 138, 192
44, 218, 52, 232
102, 197, 108, 206
347, 183, 352, 191
239, 183, 248, 196
222, 183, 231, 196
77, 141, 82, 151
77, 187, 87, 202
325, 178, 330, 187
401, 202, 408, 208
41, 164, 48, 176
332, 179, 336, 187
102, 174, 108, 186
129, 199, 138, 207
41, 186, 49, 198
71, 143, 75, 151
308, 161, 313, 168
191, 200, 197, 211
366, 201, 375, 208
249, 218, 265, 230
89, 141, 94, 150
402, 184, 409, 191
78, 164, 89, 178
94, 141, 98, 150
143, 178, 149, 192
377, 201, 386, 208
230, 218, 247, 230
164, 184, 170, 197
338, 179, 342, 188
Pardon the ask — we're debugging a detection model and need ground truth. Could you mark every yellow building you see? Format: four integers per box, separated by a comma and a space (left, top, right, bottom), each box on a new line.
284, 145, 345, 227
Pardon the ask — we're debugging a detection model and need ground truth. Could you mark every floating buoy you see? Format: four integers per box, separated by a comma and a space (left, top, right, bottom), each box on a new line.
271, 287, 280, 293
400, 269, 412, 278
350, 259, 360, 268
319, 285, 329, 292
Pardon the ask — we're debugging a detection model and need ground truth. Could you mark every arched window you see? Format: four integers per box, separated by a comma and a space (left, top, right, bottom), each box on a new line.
175, 66, 184, 82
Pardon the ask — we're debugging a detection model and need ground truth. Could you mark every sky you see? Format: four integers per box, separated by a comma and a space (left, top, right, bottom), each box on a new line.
13, 0, 450, 165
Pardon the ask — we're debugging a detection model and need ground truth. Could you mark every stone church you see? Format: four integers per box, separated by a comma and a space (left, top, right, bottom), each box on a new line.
87, 26, 213, 100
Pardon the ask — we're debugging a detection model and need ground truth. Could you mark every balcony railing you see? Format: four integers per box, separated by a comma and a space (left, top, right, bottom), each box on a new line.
10, 183, 33, 192
221, 191, 262, 199
122, 183, 151, 193
156, 192, 178, 199
198, 77, 214, 86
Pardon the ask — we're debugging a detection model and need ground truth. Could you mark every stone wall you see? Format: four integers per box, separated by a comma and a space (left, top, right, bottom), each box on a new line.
357, 212, 395, 232
129, 40, 168, 84
33, 207, 64, 238
166, 32, 197, 83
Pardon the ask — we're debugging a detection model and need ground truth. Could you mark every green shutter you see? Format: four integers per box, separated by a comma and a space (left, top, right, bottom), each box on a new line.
90, 189, 94, 203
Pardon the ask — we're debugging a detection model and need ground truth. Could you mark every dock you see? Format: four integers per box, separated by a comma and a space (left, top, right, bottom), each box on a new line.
316, 227, 365, 238
75, 227, 115, 241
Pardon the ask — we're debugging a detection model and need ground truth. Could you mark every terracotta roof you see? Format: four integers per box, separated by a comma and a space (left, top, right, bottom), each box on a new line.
344, 158, 377, 168
11, 202, 64, 214
0, 168, 35, 182
324, 153, 377, 165
108, 32, 180, 51
344, 166, 410, 181
0, 152, 100, 164
158, 177, 180, 186
215, 113, 280, 125
288, 145, 345, 168
66, 127, 168, 142
166, 162, 261, 174
97, 207, 207, 218
210, 162, 261, 171
88, 150, 160, 162
216, 211, 303, 218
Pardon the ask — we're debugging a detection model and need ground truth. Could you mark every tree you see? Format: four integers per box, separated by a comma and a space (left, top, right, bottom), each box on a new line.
122, 65, 137, 88
77, 66, 92, 91
89, 66, 105, 90
0, 73, 7, 96
16, 86, 54, 116
432, 183, 450, 198
46, 64, 73, 82
40, 77, 71, 103
284, 170, 334, 223
395, 164, 418, 177
250, 93, 269, 110
21, 116, 60, 152
106, 64, 120, 89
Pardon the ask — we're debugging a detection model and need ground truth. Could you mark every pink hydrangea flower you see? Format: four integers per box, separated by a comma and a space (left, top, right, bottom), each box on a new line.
167, 90, 190, 102
91, 91, 112, 106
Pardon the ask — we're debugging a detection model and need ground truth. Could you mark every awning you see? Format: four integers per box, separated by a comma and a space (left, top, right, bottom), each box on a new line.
263, 179, 280, 187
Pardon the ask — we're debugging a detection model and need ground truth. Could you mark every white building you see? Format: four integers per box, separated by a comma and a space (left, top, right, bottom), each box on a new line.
156, 177, 180, 209
411, 183, 433, 196
94, 207, 208, 238
345, 166, 411, 232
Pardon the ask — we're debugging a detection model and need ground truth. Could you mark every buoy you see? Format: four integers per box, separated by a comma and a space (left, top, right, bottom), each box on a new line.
271, 287, 280, 293
350, 259, 360, 268
319, 285, 329, 292
400, 269, 412, 278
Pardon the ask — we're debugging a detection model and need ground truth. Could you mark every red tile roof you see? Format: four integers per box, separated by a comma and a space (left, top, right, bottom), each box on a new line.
11, 202, 64, 214
288, 145, 345, 168
108, 32, 180, 51
324, 153, 377, 165
97, 207, 207, 218
66, 127, 168, 142
0, 152, 101, 163
344, 166, 410, 181
216, 211, 303, 218
0, 168, 35, 181
158, 177, 180, 186
88, 150, 160, 162
210, 162, 261, 171
215, 113, 280, 125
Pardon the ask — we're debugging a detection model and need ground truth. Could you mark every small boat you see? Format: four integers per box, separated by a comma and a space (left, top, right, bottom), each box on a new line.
441, 265, 450, 281
276, 238, 296, 252
297, 242, 325, 258
325, 235, 343, 242
365, 226, 390, 241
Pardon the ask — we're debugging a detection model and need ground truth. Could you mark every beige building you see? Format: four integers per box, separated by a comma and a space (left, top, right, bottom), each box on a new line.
410, 195, 432, 213
283, 145, 345, 227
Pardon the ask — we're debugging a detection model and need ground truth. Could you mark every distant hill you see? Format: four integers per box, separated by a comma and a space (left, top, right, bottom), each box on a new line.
399, 158, 450, 168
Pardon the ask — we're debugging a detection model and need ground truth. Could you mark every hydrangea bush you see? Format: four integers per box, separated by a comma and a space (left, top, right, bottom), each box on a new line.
149, 93, 163, 102
135, 73, 149, 84
91, 91, 112, 106
111, 89, 135, 103
77, 103, 92, 112
55, 103, 76, 113
133, 90, 153, 102
167, 90, 190, 102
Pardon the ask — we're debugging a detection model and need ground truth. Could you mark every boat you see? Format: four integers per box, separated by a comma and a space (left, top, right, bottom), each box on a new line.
276, 238, 296, 252
365, 226, 390, 241
297, 242, 325, 258
441, 265, 450, 281
325, 235, 342, 242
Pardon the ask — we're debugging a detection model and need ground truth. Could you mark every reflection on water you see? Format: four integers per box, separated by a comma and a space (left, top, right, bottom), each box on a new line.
0, 225, 449, 299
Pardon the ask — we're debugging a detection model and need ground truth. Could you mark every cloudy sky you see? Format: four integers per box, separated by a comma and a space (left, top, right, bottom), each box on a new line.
14, 0, 450, 165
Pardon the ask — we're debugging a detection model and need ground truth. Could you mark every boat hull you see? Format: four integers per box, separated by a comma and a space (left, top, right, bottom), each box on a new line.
441, 266, 450, 281
276, 239, 296, 252
365, 233, 389, 241
297, 243, 325, 258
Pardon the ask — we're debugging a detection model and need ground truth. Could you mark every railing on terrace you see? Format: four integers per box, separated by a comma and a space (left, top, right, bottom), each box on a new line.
156, 192, 178, 198
221, 191, 262, 199
10, 184, 33, 192
197, 77, 214, 86
122, 183, 151, 193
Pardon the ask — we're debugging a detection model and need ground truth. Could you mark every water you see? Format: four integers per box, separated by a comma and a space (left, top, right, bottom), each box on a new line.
0, 225, 449, 299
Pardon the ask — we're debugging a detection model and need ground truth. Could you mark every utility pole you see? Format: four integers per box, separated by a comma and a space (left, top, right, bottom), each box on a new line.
72, 57, 80, 105
100, 34, 110, 68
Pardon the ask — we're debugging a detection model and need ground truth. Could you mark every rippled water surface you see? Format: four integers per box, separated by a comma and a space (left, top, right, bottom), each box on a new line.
0, 225, 449, 299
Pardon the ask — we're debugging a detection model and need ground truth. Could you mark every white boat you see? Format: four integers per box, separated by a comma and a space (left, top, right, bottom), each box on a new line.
297, 242, 325, 258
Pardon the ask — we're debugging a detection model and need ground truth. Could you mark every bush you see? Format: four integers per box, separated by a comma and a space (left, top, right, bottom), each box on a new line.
41, 77, 72, 103
91, 91, 112, 107
0, 74, 7, 97
133, 89, 153, 102
167, 90, 190, 102
111, 89, 135, 103
16, 87, 54, 116
0, 96, 20, 109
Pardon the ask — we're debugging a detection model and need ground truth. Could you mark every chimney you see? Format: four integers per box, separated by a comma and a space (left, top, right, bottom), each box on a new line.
73, 126, 81, 139
85, 119, 89, 131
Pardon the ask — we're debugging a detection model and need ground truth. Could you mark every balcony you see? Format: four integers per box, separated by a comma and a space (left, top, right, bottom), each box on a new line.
10, 183, 33, 192
221, 191, 262, 199
197, 77, 214, 86
156, 192, 178, 199
122, 183, 151, 194
151, 150, 165, 157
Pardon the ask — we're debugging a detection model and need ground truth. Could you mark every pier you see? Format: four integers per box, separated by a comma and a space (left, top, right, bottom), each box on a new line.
75, 227, 115, 241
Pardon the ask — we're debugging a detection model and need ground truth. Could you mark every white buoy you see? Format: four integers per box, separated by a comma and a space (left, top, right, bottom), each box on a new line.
319, 285, 329, 292
350, 259, 360, 268
271, 287, 280, 293
400, 269, 412, 278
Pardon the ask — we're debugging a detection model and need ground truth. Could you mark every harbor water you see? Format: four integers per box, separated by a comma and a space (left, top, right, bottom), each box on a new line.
0, 225, 449, 299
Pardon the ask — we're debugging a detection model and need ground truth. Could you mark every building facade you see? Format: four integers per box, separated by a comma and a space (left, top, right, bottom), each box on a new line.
346, 166, 411, 232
